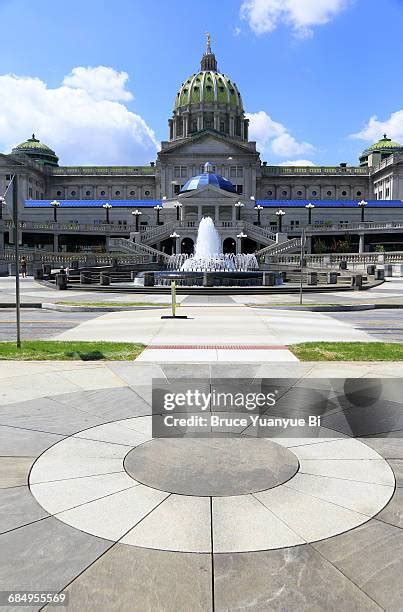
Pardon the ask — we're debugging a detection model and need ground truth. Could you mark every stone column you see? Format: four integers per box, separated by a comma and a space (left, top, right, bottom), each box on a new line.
305, 235, 312, 254
198, 205, 202, 220
53, 234, 59, 252
358, 233, 365, 253
175, 236, 181, 254
215, 205, 219, 222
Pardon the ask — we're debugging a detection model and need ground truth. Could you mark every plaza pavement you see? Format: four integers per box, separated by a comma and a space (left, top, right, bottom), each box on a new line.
0, 361, 402, 611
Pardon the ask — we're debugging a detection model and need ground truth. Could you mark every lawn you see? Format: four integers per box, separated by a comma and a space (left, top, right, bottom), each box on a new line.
0, 341, 145, 361
290, 342, 403, 361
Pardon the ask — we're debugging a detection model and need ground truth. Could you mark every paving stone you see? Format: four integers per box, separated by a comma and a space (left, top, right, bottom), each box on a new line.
0, 457, 35, 488
124, 438, 299, 496
61, 544, 211, 612
74, 421, 151, 446
31, 472, 137, 515
53, 386, 152, 420
360, 437, 403, 459
388, 459, 403, 486
214, 545, 380, 611
122, 494, 211, 552
0, 425, 65, 456
255, 487, 369, 543
312, 519, 403, 611
376, 487, 403, 528
0, 517, 111, 592
0, 397, 106, 435
292, 438, 384, 460
0, 486, 49, 533
286, 472, 393, 517
56, 485, 169, 541
212, 494, 304, 552
298, 458, 395, 486
322, 401, 403, 437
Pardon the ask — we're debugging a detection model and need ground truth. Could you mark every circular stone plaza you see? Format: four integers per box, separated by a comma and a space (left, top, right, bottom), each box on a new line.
0, 37, 402, 612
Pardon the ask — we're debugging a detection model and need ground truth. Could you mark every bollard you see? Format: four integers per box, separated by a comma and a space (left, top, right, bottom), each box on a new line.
307, 272, 318, 286
56, 273, 67, 290
375, 269, 384, 280
367, 265, 376, 275
100, 273, 111, 286
327, 272, 338, 284
351, 274, 363, 290
34, 268, 44, 280
143, 272, 155, 287
339, 260, 347, 270
263, 272, 276, 286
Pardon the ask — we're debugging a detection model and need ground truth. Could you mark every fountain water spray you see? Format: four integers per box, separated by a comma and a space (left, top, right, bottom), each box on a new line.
169, 217, 258, 272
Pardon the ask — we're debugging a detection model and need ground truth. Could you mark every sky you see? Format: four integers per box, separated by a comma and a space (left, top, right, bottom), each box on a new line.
1, 0, 403, 166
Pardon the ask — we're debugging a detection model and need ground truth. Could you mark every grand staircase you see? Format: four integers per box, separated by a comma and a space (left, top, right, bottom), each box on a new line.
109, 238, 171, 261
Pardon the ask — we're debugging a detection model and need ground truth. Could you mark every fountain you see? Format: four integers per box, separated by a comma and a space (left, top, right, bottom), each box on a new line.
134, 216, 282, 288
169, 217, 259, 273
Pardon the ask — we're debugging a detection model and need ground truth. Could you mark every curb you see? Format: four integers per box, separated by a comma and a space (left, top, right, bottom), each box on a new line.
42, 303, 167, 312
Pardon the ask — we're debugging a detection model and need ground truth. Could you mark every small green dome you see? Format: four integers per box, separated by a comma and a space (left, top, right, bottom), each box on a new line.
362, 134, 402, 156
11, 134, 59, 167
175, 71, 243, 110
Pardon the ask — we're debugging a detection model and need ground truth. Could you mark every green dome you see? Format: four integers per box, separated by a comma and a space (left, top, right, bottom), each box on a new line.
362, 134, 402, 156
11, 134, 59, 167
175, 71, 243, 110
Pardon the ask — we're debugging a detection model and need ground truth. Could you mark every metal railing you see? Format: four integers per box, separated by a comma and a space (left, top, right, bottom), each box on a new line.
257, 237, 301, 256
109, 237, 170, 261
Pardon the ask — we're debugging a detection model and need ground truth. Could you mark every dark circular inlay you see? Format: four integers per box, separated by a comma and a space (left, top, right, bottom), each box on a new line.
124, 438, 299, 496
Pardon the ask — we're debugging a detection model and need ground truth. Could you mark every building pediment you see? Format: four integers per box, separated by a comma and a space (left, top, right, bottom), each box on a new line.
159, 131, 258, 158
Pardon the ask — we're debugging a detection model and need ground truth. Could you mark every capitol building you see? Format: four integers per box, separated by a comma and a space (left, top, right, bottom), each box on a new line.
1, 38, 403, 256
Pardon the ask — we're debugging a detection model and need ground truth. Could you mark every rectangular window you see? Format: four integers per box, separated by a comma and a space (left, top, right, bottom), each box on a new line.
28, 187, 32, 197
230, 166, 237, 178
237, 167, 243, 177
174, 185, 180, 195
174, 166, 180, 178
5, 174, 11, 180
236, 185, 243, 195
181, 167, 187, 178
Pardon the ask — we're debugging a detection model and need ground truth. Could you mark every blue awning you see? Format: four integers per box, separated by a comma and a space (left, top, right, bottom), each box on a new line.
255, 199, 403, 208
24, 199, 161, 208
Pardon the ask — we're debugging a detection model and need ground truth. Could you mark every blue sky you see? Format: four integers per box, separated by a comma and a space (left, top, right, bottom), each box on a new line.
1, 0, 403, 165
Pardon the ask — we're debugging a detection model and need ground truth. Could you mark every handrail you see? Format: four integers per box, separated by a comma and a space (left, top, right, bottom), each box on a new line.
109, 237, 170, 260
257, 237, 301, 256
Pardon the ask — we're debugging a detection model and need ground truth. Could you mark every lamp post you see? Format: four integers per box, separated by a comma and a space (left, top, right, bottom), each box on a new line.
237, 231, 247, 253
2, 175, 21, 347
174, 201, 182, 221
358, 199, 368, 222
235, 201, 244, 221
170, 231, 180, 254
102, 202, 112, 224
131, 209, 142, 232
50, 199, 60, 222
154, 204, 163, 225
254, 204, 263, 226
305, 202, 315, 225
276, 209, 285, 233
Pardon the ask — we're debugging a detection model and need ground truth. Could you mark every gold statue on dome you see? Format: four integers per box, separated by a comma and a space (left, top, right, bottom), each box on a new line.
205, 32, 211, 51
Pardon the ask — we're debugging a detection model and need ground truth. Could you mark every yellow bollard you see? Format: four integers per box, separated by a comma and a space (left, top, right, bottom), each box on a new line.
171, 280, 177, 318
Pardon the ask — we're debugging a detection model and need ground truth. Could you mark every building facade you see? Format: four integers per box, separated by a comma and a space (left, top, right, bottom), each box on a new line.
1, 39, 403, 255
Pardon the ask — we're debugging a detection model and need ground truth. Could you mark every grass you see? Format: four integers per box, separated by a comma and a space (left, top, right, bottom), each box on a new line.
56, 301, 166, 307
0, 341, 145, 361
290, 342, 403, 361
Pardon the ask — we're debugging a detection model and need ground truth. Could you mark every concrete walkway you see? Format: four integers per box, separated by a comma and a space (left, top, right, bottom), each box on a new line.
54, 305, 374, 362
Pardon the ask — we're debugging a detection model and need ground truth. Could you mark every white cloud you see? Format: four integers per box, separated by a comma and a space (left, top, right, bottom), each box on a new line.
350, 111, 403, 144
63, 66, 133, 101
0, 67, 158, 165
278, 159, 316, 166
240, 0, 349, 36
247, 110, 314, 159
